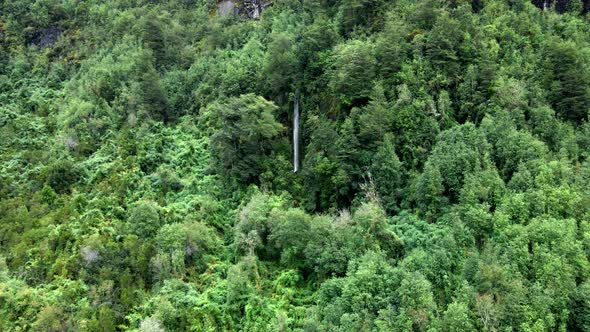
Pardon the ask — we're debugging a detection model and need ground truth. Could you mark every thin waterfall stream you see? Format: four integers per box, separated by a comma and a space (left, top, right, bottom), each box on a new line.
293, 93, 300, 172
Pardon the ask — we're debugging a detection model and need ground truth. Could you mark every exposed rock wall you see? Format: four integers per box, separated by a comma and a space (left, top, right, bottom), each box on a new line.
217, 0, 272, 19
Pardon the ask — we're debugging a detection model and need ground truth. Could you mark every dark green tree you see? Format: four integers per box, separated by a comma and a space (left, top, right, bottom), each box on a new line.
140, 13, 167, 70
138, 68, 170, 122
370, 133, 404, 214
44, 160, 81, 194
328, 39, 376, 107
128, 201, 160, 238
545, 39, 590, 123
205, 94, 284, 184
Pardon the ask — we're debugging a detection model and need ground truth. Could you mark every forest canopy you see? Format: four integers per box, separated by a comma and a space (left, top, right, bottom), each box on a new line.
1, 0, 590, 331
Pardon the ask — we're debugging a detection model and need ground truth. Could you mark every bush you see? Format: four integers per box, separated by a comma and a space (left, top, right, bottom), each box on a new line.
44, 160, 81, 194
128, 201, 161, 238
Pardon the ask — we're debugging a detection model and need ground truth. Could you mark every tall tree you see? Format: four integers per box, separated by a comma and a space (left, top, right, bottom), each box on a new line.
205, 94, 284, 184
545, 39, 590, 123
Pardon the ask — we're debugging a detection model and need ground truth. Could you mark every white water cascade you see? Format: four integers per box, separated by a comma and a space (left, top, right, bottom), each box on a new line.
293, 93, 300, 173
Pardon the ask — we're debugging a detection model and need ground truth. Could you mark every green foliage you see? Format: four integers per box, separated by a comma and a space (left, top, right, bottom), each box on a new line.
235, 192, 285, 257
264, 31, 298, 97
137, 68, 170, 122
328, 39, 376, 106
44, 160, 81, 194
441, 301, 475, 332
571, 281, 590, 331
427, 123, 491, 201
317, 251, 400, 330
128, 201, 160, 238
205, 94, 284, 184
545, 38, 590, 123
425, 11, 463, 81
152, 221, 220, 282
140, 12, 167, 70
2, 0, 590, 330
336, 0, 387, 36
414, 163, 447, 221
389, 84, 441, 169
370, 133, 404, 213
267, 208, 313, 267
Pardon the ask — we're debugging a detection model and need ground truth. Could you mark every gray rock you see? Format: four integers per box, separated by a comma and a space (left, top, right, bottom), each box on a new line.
31, 26, 62, 48
218, 0, 235, 16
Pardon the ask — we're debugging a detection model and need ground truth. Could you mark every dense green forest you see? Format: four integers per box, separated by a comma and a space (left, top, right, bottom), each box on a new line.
2, 0, 590, 330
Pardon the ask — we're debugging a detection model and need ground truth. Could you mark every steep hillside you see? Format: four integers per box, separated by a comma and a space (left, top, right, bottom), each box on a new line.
1, 0, 590, 330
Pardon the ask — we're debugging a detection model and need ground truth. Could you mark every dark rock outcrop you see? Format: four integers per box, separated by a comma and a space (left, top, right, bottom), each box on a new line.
217, 0, 272, 19
30, 25, 62, 48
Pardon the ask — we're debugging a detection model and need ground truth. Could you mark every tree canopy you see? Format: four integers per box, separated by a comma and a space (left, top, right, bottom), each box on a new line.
1, 0, 590, 330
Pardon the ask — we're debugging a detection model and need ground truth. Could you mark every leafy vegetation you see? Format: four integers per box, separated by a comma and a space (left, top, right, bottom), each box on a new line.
1, 0, 590, 330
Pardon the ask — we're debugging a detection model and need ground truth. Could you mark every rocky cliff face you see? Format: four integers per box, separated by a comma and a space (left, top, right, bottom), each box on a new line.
29, 25, 62, 48
217, 0, 272, 19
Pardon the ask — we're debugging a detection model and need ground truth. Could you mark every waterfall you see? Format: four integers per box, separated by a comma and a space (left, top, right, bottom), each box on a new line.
293, 93, 300, 173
